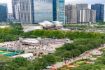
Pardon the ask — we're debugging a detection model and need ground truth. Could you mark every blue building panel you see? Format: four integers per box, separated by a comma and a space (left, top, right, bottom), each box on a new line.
53, 0, 65, 23
0, 4, 7, 22
53, 0, 57, 21
91, 4, 104, 22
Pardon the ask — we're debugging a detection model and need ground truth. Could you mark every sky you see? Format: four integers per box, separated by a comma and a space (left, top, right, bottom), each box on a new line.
0, 0, 105, 20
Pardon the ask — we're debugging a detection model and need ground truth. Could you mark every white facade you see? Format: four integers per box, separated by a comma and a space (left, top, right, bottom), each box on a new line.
76, 4, 88, 23
19, 0, 32, 24
80, 9, 96, 23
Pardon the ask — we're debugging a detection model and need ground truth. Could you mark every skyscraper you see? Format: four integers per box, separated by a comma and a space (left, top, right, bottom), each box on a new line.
91, 4, 104, 22
76, 4, 88, 23
53, 0, 65, 23
80, 9, 96, 23
13, 0, 65, 24
14, 0, 53, 24
33, 0, 53, 23
65, 5, 77, 23
19, 0, 33, 23
0, 3, 7, 22
12, 0, 19, 19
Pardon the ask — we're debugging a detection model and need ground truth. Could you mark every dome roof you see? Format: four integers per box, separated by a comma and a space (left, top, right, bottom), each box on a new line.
39, 21, 54, 27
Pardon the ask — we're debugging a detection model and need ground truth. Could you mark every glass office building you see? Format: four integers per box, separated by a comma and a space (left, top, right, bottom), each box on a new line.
0, 4, 7, 22
91, 4, 104, 22
14, 0, 65, 24
33, 0, 53, 23
19, 0, 53, 23
53, 0, 65, 23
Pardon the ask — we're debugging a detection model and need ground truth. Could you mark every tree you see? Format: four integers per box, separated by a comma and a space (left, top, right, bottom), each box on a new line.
62, 51, 73, 59
12, 57, 28, 67
43, 55, 57, 65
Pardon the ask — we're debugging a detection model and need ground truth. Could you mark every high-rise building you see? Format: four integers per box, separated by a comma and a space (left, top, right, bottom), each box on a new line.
91, 4, 104, 22
14, 0, 53, 24
12, 0, 19, 19
80, 9, 96, 23
65, 5, 77, 23
33, 0, 53, 23
0, 4, 7, 22
13, 0, 65, 24
53, 0, 65, 23
76, 4, 88, 23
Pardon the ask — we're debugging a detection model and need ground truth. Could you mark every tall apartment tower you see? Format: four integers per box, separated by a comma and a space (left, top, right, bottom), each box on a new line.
19, 0, 33, 23
91, 4, 104, 22
65, 5, 77, 23
53, 0, 65, 23
76, 4, 88, 23
0, 4, 7, 22
12, 0, 65, 24
12, 0, 19, 19
80, 9, 96, 23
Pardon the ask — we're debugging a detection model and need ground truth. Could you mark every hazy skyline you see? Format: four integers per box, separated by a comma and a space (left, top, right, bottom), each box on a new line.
0, 0, 105, 20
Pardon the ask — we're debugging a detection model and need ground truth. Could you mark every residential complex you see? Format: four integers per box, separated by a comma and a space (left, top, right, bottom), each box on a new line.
65, 4, 96, 24
65, 5, 77, 23
0, 3, 7, 22
91, 4, 104, 22
80, 9, 96, 23
12, 0, 65, 24
76, 4, 88, 23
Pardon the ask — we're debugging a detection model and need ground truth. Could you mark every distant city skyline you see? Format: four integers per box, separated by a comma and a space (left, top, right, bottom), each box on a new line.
0, 0, 105, 20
